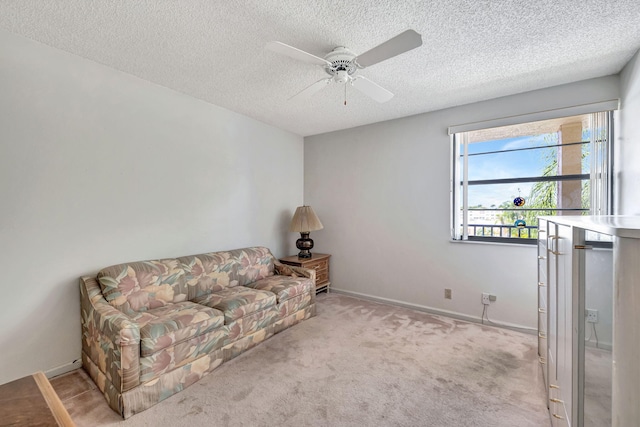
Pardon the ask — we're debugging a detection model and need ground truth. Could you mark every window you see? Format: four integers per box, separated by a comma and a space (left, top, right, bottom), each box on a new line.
450, 111, 613, 244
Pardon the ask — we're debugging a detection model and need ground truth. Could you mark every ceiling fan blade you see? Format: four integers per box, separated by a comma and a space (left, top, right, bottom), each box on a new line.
289, 78, 332, 101
351, 76, 394, 103
266, 41, 332, 66
355, 29, 422, 68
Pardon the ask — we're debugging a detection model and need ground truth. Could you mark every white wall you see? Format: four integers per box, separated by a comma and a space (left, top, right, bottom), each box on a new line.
584, 248, 613, 350
618, 50, 640, 214
305, 76, 620, 329
0, 31, 303, 384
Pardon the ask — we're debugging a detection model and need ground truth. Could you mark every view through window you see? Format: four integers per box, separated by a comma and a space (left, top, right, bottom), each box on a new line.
451, 111, 612, 243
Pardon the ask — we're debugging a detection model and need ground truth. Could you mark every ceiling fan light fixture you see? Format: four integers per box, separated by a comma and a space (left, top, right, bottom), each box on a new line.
334, 70, 350, 84
266, 29, 422, 104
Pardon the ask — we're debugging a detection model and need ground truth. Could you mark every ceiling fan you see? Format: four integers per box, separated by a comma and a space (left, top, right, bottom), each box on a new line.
266, 30, 422, 104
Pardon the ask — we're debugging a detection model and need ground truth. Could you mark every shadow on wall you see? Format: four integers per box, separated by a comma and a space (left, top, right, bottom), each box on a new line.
277, 208, 295, 256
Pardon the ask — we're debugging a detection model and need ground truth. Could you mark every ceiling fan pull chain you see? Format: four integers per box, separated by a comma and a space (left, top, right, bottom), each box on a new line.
344, 82, 347, 106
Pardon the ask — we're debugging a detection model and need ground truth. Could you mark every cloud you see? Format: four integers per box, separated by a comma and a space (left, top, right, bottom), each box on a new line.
500, 134, 557, 151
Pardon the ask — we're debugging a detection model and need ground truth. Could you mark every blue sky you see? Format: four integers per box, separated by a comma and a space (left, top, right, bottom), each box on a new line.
464, 134, 558, 207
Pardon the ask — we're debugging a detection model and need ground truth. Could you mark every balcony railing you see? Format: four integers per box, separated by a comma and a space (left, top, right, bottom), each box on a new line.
467, 223, 538, 239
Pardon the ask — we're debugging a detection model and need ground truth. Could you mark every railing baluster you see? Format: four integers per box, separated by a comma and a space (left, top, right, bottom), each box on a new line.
464, 223, 539, 240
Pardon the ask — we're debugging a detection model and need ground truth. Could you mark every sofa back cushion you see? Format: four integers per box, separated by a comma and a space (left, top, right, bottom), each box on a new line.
179, 247, 276, 300
97, 259, 188, 316
178, 252, 240, 299
236, 247, 276, 286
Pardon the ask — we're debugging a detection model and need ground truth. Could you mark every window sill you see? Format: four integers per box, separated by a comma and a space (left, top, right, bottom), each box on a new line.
449, 239, 537, 248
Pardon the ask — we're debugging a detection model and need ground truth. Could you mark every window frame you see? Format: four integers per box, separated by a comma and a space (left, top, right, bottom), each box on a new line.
450, 110, 614, 245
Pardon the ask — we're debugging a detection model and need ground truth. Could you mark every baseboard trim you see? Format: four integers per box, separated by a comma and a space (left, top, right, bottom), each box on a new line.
45, 359, 83, 379
329, 288, 536, 335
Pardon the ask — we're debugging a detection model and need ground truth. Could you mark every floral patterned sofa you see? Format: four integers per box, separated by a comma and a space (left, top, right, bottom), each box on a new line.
80, 246, 316, 418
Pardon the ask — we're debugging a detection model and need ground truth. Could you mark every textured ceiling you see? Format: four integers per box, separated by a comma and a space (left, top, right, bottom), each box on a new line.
1, 1, 639, 136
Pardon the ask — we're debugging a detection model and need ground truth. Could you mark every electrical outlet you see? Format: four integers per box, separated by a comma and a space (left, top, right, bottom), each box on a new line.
482, 293, 490, 305
444, 288, 452, 299
586, 309, 598, 323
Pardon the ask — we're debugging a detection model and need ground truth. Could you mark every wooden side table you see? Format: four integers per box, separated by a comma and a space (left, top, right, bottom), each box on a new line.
0, 371, 75, 426
279, 253, 331, 293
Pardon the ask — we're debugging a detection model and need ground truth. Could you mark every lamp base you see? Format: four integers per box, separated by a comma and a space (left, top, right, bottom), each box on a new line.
296, 232, 314, 258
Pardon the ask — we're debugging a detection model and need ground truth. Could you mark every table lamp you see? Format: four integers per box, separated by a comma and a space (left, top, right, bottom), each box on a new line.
289, 206, 323, 258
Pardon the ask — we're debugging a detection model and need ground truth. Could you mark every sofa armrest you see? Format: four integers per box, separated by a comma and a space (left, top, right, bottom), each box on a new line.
80, 276, 140, 392
274, 263, 317, 304
274, 262, 316, 284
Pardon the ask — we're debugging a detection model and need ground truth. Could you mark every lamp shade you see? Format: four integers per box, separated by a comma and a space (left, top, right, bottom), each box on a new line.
289, 206, 323, 232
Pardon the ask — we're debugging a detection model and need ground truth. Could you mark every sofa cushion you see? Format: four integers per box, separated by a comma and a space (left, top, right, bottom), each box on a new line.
132, 301, 225, 356
178, 247, 276, 299
246, 275, 313, 303
139, 327, 228, 382
193, 286, 276, 323
276, 293, 313, 319
178, 251, 240, 299
235, 247, 276, 286
97, 259, 188, 316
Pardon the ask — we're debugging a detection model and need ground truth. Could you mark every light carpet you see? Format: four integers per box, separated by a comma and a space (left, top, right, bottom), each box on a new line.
58, 293, 550, 426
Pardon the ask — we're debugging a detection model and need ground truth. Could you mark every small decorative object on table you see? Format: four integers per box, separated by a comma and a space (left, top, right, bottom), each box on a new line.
280, 253, 331, 294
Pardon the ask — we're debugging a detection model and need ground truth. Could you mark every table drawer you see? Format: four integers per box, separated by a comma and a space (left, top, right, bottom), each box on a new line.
306, 261, 328, 276
316, 269, 329, 284
304, 259, 327, 269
